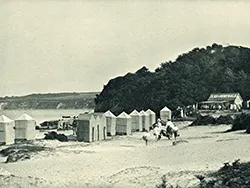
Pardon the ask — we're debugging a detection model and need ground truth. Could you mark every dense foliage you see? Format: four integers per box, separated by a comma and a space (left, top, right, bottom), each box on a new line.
196, 160, 250, 188
190, 114, 234, 126
231, 113, 250, 131
95, 44, 250, 115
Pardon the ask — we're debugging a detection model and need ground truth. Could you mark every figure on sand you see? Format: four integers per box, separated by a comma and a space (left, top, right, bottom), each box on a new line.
142, 118, 180, 145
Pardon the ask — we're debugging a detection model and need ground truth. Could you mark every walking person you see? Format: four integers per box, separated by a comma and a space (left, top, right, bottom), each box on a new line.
72, 117, 77, 136
142, 131, 150, 146
153, 124, 162, 141
166, 119, 179, 140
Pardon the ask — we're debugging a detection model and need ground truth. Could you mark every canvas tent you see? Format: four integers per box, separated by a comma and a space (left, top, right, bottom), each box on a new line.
77, 113, 96, 142
95, 116, 101, 141
146, 109, 156, 127
77, 113, 107, 142
92, 113, 107, 141
104, 110, 116, 136
100, 115, 107, 140
140, 110, 150, 131
15, 113, 36, 140
0, 115, 15, 145
160, 106, 172, 122
130, 110, 142, 132
116, 112, 132, 135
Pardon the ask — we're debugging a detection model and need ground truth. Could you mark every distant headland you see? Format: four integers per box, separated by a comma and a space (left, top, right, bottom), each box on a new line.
0, 92, 99, 110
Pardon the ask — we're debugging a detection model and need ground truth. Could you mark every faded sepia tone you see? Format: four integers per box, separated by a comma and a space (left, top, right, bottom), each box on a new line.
0, 1, 250, 188
1, 0, 250, 96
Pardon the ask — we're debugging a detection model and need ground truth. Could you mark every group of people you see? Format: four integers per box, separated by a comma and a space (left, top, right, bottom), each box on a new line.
142, 118, 179, 145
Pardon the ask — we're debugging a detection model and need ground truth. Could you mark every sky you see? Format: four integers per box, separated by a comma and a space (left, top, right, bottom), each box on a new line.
1, 0, 250, 97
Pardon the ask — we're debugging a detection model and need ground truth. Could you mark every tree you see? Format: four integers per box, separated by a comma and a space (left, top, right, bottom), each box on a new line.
95, 44, 250, 114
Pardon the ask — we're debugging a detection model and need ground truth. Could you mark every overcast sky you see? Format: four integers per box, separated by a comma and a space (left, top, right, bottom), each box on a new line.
1, 0, 250, 97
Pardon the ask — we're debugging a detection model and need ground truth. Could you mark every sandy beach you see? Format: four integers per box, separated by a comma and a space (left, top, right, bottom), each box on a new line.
0, 122, 250, 188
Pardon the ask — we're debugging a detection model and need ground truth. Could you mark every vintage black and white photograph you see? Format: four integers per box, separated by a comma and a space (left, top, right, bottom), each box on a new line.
0, 0, 250, 187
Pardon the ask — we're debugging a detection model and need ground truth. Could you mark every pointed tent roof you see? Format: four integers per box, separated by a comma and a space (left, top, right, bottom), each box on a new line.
93, 112, 104, 118
118, 112, 131, 119
104, 110, 116, 118
78, 112, 90, 119
140, 110, 149, 116
0, 115, 13, 123
96, 115, 101, 121
100, 114, 106, 122
78, 113, 95, 121
16, 113, 34, 121
160, 106, 171, 112
130, 110, 141, 116
146, 109, 155, 115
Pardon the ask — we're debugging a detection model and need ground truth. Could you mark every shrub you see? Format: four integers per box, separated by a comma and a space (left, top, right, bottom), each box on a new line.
190, 115, 216, 126
0, 144, 48, 163
246, 126, 250, 134
155, 175, 182, 188
190, 114, 234, 126
156, 175, 167, 188
196, 160, 250, 188
231, 113, 250, 131
217, 115, 234, 124
6, 151, 30, 163
44, 131, 68, 142
56, 134, 68, 142
44, 133, 55, 140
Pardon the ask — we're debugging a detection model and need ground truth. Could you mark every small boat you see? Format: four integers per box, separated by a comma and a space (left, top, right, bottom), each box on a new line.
39, 120, 59, 130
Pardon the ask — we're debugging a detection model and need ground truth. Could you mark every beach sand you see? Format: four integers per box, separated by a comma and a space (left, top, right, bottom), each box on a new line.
0, 122, 250, 188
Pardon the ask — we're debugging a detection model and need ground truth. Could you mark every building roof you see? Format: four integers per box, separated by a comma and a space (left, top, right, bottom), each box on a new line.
130, 110, 141, 116
207, 93, 243, 102
78, 113, 95, 121
139, 110, 149, 116
104, 110, 116, 118
95, 115, 101, 121
200, 100, 228, 104
118, 112, 131, 118
0, 115, 13, 123
146, 109, 155, 115
16, 113, 34, 121
160, 106, 171, 112
92, 113, 104, 119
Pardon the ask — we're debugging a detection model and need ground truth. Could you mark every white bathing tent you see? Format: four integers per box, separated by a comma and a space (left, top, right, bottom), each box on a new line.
0, 115, 15, 145
160, 106, 172, 122
100, 115, 107, 140
77, 113, 96, 142
104, 110, 116, 136
146, 109, 156, 126
94, 115, 106, 141
95, 115, 101, 141
129, 110, 142, 132
140, 110, 150, 131
15, 113, 36, 140
116, 112, 132, 135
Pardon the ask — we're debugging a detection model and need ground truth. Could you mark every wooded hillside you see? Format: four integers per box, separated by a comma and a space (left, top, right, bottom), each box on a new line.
95, 44, 250, 115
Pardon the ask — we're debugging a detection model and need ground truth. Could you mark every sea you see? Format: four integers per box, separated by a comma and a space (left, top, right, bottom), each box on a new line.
0, 109, 94, 124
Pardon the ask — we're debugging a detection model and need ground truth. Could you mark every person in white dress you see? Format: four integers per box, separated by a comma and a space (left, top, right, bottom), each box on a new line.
166, 119, 179, 140
153, 125, 162, 141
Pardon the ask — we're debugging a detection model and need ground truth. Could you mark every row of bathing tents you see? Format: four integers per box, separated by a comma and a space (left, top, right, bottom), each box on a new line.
0, 113, 36, 145
76, 106, 172, 142
0, 106, 172, 144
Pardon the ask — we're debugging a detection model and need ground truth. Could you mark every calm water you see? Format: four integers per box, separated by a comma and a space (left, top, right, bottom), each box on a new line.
0, 109, 94, 124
